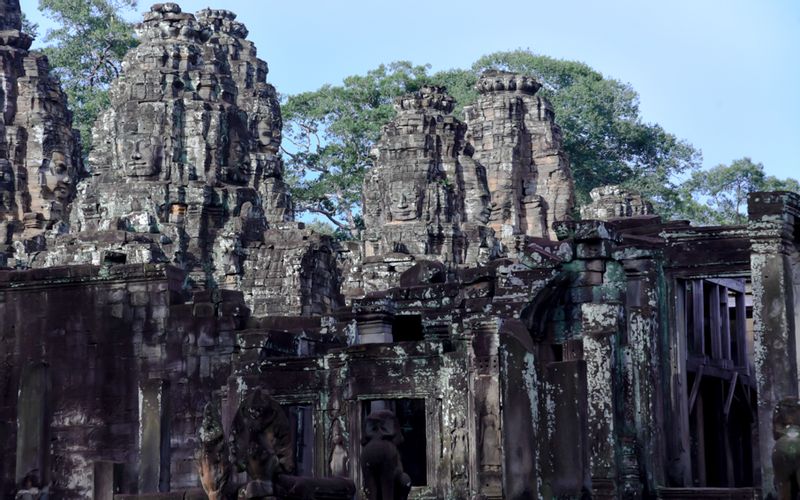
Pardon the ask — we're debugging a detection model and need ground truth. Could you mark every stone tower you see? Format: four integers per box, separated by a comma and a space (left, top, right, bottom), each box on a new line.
362, 86, 496, 266
0, 0, 84, 265
18, 3, 341, 316
464, 70, 574, 243
32, 4, 292, 280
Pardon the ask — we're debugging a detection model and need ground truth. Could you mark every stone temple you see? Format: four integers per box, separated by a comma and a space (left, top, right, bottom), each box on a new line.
2, 2, 800, 499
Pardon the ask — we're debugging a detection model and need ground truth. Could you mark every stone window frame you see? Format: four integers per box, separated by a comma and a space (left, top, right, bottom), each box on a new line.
270, 393, 324, 477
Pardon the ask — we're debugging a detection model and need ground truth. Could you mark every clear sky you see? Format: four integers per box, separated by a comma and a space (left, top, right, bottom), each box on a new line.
20, 0, 800, 180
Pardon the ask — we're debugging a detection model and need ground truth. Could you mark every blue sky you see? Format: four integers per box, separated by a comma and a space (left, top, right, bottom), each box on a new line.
21, 0, 800, 180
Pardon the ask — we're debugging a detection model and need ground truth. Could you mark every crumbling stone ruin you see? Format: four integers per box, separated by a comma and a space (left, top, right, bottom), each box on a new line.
2, 2, 800, 500
580, 185, 655, 221
0, 0, 84, 267
464, 71, 574, 244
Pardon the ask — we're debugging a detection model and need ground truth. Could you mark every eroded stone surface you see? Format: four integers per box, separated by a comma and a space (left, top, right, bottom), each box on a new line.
464, 71, 575, 243
0, 1, 84, 266
14, 3, 339, 316
580, 185, 654, 221
363, 86, 497, 264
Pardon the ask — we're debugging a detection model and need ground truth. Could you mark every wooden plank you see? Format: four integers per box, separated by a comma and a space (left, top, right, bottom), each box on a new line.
734, 291, 747, 367
689, 364, 705, 413
693, 280, 705, 355
709, 284, 722, 359
724, 372, 738, 420
720, 287, 732, 363
705, 277, 746, 293
695, 395, 707, 486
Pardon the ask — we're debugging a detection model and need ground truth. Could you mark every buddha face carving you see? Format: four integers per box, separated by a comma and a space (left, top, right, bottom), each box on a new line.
488, 194, 512, 224
121, 134, 163, 177
43, 151, 75, 203
463, 161, 491, 224
256, 118, 278, 152
388, 185, 421, 222
0, 159, 13, 213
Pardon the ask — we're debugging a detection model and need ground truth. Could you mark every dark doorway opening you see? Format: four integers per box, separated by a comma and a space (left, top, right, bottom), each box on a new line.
363, 399, 427, 486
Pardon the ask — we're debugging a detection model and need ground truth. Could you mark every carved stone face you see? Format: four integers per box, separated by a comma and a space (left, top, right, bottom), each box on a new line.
488, 194, 512, 224
43, 150, 75, 202
463, 163, 491, 224
121, 135, 162, 177
256, 118, 277, 151
388, 184, 421, 222
466, 193, 491, 224
0, 159, 13, 213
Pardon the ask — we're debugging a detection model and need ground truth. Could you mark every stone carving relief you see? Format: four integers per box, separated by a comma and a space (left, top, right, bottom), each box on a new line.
360, 409, 412, 500
464, 70, 575, 243
580, 184, 655, 221
773, 397, 800, 499
198, 389, 355, 500
0, 0, 84, 264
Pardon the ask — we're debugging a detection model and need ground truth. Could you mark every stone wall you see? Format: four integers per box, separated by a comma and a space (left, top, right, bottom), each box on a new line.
0, 263, 247, 497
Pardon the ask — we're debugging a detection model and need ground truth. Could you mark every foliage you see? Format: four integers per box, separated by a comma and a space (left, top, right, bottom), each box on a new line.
675, 158, 799, 225
283, 50, 703, 232
21, 12, 39, 38
37, 0, 139, 156
429, 50, 702, 211
282, 62, 430, 236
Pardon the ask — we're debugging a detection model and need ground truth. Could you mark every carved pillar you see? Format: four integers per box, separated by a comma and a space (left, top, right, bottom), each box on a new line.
748, 191, 800, 497
470, 318, 503, 499
557, 220, 624, 498
138, 378, 170, 493
620, 253, 667, 494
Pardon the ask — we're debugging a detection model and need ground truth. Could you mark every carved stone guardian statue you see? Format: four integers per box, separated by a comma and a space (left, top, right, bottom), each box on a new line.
360, 409, 412, 500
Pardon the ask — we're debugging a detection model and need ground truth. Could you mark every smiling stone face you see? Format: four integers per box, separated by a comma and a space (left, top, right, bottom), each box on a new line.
0, 159, 14, 215
43, 151, 75, 202
120, 135, 163, 178
388, 185, 421, 222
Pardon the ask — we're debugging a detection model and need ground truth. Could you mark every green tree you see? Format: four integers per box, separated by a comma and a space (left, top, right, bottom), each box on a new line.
676, 158, 799, 225
37, 0, 138, 156
429, 50, 701, 211
21, 12, 39, 38
282, 61, 430, 235
283, 51, 702, 232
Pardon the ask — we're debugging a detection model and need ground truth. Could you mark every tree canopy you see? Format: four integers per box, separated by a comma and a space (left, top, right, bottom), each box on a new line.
675, 158, 799, 225
25, 7, 795, 233
283, 50, 704, 234
37, 0, 139, 156
282, 62, 431, 235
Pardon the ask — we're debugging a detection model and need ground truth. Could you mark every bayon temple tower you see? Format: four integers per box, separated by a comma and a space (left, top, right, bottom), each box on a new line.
2, 2, 800, 500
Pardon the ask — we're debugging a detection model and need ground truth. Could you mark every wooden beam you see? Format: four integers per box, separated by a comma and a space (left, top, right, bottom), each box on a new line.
710, 285, 722, 359
724, 372, 738, 420
705, 277, 746, 293
734, 291, 747, 367
693, 280, 705, 355
720, 287, 732, 364
689, 364, 705, 413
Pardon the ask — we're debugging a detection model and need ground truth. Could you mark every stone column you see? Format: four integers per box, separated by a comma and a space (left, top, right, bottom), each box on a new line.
138, 378, 170, 493
748, 191, 800, 497
470, 318, 503, 499
619, 252, 666, 494
557, 220, 624, 498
